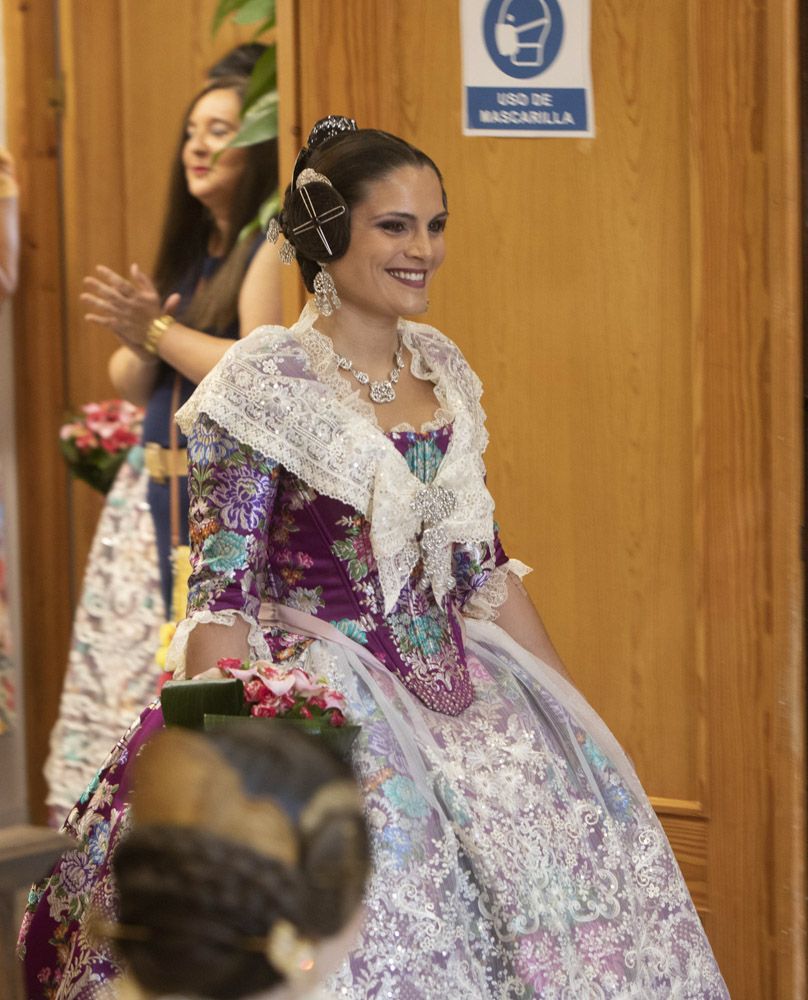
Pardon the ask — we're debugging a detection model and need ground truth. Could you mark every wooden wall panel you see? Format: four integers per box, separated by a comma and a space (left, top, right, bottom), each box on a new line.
284, 0, 804, 995
690, 2, 805, 994
58, 1, 125, 597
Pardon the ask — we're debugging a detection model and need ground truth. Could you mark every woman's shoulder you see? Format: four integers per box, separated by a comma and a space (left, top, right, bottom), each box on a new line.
238, 320, 297, 346
176, 318, 327, 437
403, 318, 463, 355
227, 321, 309, 363
403, 319, 483, 400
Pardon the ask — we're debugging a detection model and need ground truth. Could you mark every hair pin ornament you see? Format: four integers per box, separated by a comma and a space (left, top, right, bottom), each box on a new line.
291, 182, 347, 258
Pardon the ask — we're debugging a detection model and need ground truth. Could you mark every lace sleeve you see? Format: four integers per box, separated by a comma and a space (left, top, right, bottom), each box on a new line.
454, 524, 532, 622
166, 413, 280, 677
461, 558, 533, 621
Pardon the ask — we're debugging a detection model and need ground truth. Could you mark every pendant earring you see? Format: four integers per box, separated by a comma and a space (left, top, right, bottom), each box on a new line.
266, 218, 296, 265
313, 265, 341, 316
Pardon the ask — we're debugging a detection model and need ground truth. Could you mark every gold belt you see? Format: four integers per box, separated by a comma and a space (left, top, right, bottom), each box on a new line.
144, 443, 188, 483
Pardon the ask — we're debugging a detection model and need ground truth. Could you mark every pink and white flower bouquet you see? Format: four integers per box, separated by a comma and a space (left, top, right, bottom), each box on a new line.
59, 399, 144, 494
216, 658, 348, 727
160, 658, 358, 758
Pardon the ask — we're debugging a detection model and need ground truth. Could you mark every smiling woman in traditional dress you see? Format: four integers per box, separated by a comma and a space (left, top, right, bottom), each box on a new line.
20, 116, 729, 999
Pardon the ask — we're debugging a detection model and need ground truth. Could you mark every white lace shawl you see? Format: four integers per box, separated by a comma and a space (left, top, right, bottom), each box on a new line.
176, 302, 497, 614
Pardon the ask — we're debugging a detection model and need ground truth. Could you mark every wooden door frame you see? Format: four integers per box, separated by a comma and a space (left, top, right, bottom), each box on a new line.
690, 0, 805, 993
4, 0, 72, 824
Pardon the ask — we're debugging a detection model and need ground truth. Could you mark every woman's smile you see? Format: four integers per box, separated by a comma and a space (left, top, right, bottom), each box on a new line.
387, 268, 427, 288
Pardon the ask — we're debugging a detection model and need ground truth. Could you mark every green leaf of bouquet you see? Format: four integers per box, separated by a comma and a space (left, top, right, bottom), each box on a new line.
234, 0, 275, 26
58, 438, 80, 464
242, 45, 277, 113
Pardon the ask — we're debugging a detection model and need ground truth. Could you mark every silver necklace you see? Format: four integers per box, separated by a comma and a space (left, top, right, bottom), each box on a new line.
334, 337, 405, 404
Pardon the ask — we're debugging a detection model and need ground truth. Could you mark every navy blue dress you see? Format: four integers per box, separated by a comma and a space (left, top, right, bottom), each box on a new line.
141, 243, 260, 614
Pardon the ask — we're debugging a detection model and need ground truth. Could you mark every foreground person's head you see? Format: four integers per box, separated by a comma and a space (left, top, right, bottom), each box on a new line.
98, 725, 369, 999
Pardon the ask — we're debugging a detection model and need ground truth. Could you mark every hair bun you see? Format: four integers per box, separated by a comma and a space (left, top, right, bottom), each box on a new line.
283, 179, 350, 263
298, 789, 369, 936
291, 117, 358, 190
306, 115, 357, 151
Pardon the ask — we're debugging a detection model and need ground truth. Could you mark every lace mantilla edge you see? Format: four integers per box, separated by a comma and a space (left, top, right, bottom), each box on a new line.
463, 559, 533, 621
176, 306, 497, 613
295, 304, 457, 435
166, 609, 270, 679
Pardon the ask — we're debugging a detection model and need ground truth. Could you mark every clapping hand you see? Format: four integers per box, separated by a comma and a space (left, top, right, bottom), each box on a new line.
82, 264, 181, 358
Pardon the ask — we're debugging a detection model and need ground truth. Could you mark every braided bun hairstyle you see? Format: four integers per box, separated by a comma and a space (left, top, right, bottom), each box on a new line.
278, 115, 447, 292
110, 726, 369, 999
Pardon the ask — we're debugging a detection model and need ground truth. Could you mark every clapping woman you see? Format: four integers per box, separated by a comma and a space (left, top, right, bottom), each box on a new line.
44, 73, 282, 820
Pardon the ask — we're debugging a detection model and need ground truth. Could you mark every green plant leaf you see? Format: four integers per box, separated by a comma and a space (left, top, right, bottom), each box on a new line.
211, 0, 248, 37
234, 0, 275, 26
245, 89, 278, 119
229, 92, 278, 147
258, 190, 280, 226
237, 190, 280, 242
238, 217, 260, 239
242, 45, 277, 113
250, 17, 276, 39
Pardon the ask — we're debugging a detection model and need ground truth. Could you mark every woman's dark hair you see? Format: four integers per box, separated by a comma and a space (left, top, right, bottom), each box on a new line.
280, 123, 447, 292
208, 43, 267, 80
110, 726, 369, 1000
153, 76, 278, 334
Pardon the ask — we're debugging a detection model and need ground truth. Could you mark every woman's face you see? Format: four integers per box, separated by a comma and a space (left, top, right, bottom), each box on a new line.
182, 88, 248, 213
326, 165, 448, 321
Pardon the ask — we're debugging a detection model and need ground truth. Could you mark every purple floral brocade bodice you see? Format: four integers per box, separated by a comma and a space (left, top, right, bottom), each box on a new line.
187, 415, 508, 715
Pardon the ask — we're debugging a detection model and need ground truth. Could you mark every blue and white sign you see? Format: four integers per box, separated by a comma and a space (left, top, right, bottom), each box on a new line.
461, 0, 594, 137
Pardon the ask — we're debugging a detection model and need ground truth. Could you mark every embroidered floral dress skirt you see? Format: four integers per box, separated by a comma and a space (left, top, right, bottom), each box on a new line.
20, 624, 728, 999
19, 324, 729, 996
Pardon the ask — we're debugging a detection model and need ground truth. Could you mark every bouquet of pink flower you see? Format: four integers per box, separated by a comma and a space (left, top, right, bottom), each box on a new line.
59, 399, 144, 494
217, 658, 348, 727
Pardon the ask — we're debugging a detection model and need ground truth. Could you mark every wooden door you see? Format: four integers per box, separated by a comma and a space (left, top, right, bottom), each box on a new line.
277, 1, 804, 996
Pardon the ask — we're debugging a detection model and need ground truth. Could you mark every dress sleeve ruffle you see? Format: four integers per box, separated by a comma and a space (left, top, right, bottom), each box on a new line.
166, 609, 270, 679
453, 518, 533, 622
462, 558, 533, 621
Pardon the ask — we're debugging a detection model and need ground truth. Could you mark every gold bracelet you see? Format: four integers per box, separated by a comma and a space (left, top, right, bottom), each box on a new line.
144, 314, 174, 356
